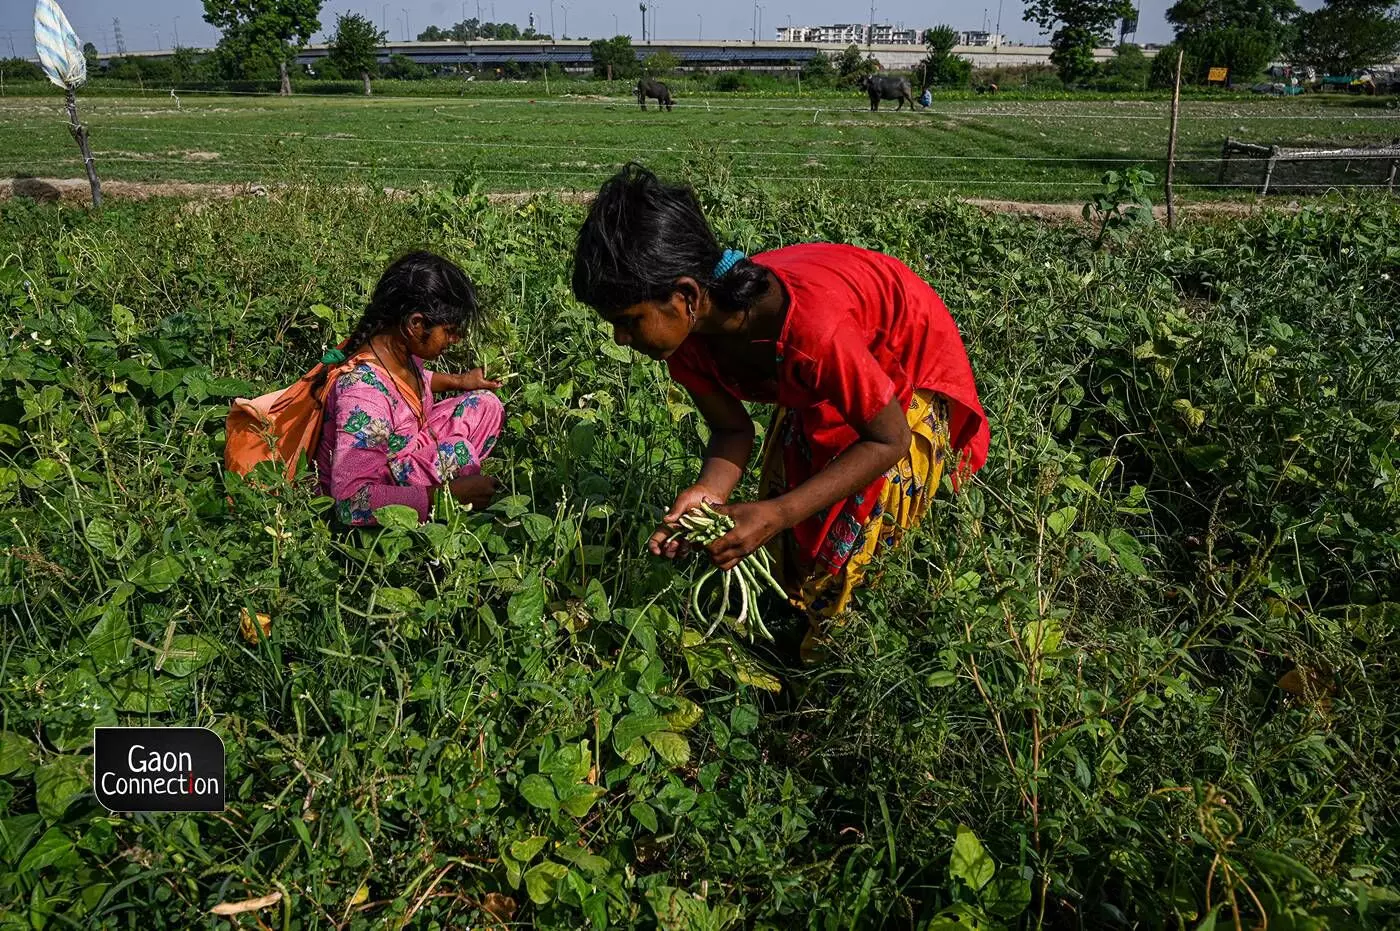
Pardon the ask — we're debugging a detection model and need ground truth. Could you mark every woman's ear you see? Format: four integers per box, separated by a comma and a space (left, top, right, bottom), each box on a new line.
403, 312, 427, 337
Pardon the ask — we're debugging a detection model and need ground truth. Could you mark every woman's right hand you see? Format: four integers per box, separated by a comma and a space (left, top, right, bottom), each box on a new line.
448, 473, 501, 511
649, 484, 727, 558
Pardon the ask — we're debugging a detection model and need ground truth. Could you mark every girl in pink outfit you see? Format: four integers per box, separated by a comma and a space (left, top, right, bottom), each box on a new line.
314, 251, 506, 527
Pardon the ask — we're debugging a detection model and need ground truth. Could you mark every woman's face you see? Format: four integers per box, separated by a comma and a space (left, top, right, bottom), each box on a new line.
602, 292, 691, 361
403, 317, 462, 360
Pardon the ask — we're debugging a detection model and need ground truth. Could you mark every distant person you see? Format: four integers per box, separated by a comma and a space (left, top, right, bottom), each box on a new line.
919, 86, 932, 108
314, 252, 506, 525
570, 165, 989, 661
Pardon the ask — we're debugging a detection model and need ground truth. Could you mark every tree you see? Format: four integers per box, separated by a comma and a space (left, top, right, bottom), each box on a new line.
1097, 42, 1151, 88
382, 53, 428, 79
918, 25, 973, 87
82, 41, 99, 72
836, 44, 879, 83
642, 50, 680, 76
1292, 0, 1400, 74
417, 25, 450, 40
329, 13, 386, 95
1022, 0, 1136, 85
1167, 0, 1298, 82
801, 51, 834, 86
0, 57, 45, 81
202, 0, 322, 95
590, 35, 638, 79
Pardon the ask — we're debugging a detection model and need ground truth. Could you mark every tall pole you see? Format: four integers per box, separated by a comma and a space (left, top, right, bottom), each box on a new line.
151, 26, 161, 50
562, 4, 567, 37
697, 13, 702, 40
382, 4, 389, 33
613, 13, 619, 34
402, 8, 410, 40
1165, 48, 1183, 230
173, 16, 180, 48
549, 0, 555, 39
994, 0, 1003, 51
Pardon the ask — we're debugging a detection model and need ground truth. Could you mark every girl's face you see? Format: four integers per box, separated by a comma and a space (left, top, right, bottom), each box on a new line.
403, 316, 462, 360
602, 292, 691, 361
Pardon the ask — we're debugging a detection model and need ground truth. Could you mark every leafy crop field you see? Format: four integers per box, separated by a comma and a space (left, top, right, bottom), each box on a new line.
1, 89, 1398, 201
0, 178, 1398, 929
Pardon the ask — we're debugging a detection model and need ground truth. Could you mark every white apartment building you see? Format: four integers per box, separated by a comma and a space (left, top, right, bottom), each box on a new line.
776, 23, 918, 44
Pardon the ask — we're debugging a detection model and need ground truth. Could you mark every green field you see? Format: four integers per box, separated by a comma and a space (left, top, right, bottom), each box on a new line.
2, 88, 1398, 201
0, 173, 1397, 927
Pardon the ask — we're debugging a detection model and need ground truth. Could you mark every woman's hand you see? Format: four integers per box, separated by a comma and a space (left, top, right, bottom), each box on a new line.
649, 484, 727, 558
448, 473, 501, 510
704, 500, 788, 571
436, 368, 502, 393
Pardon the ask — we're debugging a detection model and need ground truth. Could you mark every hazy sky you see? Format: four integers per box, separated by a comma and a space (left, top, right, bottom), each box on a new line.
1, 0, 1322, 58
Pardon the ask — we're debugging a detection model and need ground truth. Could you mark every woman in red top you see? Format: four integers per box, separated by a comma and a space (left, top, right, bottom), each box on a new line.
572, 165, 989, 654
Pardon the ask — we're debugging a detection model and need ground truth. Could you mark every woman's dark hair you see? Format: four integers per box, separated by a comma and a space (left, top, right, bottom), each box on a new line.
345, 250, 480, 353
313, 250, 480, 391
571, 163, 768, 315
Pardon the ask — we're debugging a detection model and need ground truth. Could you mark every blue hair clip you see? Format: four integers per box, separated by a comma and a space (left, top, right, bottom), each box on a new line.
713, 248, 746, 278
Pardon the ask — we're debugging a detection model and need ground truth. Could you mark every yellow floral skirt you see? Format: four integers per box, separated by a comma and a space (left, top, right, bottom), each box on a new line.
758, 390, 951, 659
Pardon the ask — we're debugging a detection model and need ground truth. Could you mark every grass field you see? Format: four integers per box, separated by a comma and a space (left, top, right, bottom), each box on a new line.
2, 88, 1398, 201
1, 171, 1397, 927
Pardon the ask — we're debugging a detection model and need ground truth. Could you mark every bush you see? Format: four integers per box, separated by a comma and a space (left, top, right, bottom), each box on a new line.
0, 57, 44, 81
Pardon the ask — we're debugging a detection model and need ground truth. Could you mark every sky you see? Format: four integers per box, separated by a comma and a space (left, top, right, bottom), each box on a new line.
0, 0, 1323, 59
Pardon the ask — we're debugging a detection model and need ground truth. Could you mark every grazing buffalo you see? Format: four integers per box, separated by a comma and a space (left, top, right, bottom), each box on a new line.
860, 74, 914, 111
637, 79, 674, 111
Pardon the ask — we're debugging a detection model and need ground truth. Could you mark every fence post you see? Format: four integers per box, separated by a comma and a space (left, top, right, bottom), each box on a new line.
1166, 49, 1183, 230
1261, 146, 1279, 195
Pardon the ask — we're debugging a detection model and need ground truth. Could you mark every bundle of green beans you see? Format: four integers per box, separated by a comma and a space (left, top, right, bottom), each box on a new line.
664, 502, 788, 642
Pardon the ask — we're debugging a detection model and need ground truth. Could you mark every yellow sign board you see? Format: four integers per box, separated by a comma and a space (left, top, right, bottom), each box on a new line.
1207, 67, 1229, 83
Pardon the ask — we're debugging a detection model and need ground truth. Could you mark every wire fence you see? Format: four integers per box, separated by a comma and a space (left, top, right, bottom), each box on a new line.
4, 85, 1399, 203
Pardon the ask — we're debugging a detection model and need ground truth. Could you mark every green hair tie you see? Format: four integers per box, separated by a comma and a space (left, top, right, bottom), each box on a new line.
321, 349, 347, 365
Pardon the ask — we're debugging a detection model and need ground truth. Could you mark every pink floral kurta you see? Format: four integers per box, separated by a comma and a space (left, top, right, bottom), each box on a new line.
316, 357, 504, 526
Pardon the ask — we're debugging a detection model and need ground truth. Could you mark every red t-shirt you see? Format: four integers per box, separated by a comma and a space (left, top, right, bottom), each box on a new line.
666, 243, 989, 560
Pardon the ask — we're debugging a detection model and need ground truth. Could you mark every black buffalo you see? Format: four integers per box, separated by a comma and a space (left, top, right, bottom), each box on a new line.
637, 78, 674, 111
860, 74, 914, 111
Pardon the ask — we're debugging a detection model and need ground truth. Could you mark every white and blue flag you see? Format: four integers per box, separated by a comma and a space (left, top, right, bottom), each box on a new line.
33, 0, 87, 89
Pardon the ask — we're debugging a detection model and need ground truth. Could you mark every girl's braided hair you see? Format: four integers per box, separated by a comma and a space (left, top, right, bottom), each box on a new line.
313, 250, 481, 394
570, 163, 769, 315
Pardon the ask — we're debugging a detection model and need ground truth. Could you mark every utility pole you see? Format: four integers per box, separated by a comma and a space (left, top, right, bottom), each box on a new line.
697, 13, 702, 40
151, 25, 161, 50
402, 8, 410, 40
613, 13, 619, 34
113, 18, 127, 55
562, 4, 567, 37
867, 0, 875, 50
639, 2, 647, 41
549, 0, 555, 39
173, 16, 180, 48
382, 4, 389, 34
993, 0, 1003, 52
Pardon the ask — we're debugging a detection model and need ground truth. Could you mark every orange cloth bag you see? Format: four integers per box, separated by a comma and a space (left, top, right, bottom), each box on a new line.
223, 355, 354, 480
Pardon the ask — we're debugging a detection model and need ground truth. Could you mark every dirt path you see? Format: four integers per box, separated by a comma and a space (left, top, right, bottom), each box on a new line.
2, 176, 1282, 223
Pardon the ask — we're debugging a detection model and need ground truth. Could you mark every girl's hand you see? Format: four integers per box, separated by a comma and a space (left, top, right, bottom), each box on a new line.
704, 500, 787, 571
456, 367, 502, 392
650, 484, 727, 558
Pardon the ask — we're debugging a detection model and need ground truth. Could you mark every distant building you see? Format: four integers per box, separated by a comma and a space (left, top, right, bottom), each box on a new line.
776, 23, 917, 44
958, 31, 1004, 47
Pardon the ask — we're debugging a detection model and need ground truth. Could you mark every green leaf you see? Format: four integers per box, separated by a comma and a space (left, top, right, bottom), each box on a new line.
509, 835, 549, 864
646, 732, 691, 767
518, 774, 557, 811
17, 828, 78, 874
150, 369, 182, 398
35, 755, 88, 822
983, 870, 1033, 919
611, 713, 669, 753
950, 825, 995, 892
664, 696, 703, 731
1046, 506, 1077, 537
925, 671, 958, 688
630, 800, 659, 833
508, 576, 547, 627
524, 860, 569, 905
84, 518, 119, 558
729, 704, 760, 736
583, 577, 611, 623
926, 904, 994, 930
0, 732, 37, 777
0, 814, 43, 866
111, 669, 177, 713
620, 738, 650, 765
375, 586, 421, 615
1022, 619, 1064, 655
87, 601, 132, 669
560, 785, 607, 818
126, 553, 183, 592
159, 634, 220, 678
373, 504, 421, 531
1195, 905, 1222, 931
1248, 849, 1322, 888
